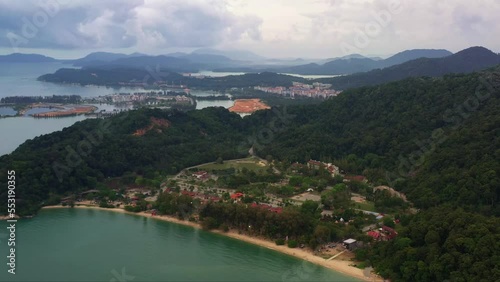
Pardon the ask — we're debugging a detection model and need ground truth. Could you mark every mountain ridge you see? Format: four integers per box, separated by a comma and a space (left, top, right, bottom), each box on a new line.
319, 46, 500, 89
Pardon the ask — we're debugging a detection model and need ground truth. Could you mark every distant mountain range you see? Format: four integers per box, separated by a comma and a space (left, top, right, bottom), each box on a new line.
217, 49, 453, 75
191, 48, 266, 61
120, 48, 453, 74
319, 46, 500, 89
37, 46, 500, 92
69, 52, 147, 66
3, 47, 499, 81
0, 53, 57, 63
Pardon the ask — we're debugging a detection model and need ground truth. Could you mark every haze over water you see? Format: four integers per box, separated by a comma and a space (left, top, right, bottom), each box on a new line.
0, 63, 237, 156
0, 208, 358, 281
0, 62, 142, 98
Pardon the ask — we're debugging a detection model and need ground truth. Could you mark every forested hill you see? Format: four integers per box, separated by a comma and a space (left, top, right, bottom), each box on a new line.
257, 66, 500, 215
1, 66, 499, 281
0, 108, 248, 215
319, 46, 500, 90
38, 68, 306, 90
2, 66, 500, 216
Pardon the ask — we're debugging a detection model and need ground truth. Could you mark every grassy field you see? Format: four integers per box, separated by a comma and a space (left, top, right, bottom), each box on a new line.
355, 201, 377, 212
197, 157, 267, 171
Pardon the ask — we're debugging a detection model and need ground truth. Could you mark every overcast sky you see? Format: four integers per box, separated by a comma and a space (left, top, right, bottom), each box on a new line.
0, 0, 498, 59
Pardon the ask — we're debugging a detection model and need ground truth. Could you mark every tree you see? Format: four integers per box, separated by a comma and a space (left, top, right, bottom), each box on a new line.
383, 217, 395, 228
201, 217, 218, 230
215, 157, 224, 164
321, 183, 350, 210
265, 155, 273, 163
313, 225, 331, 244
300, 200, 319, 216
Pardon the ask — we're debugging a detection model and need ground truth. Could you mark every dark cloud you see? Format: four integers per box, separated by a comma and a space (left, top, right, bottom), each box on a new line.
0, 0, 261, 51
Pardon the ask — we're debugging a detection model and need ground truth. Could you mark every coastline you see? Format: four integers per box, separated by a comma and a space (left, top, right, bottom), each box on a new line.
42, 205, 381, 281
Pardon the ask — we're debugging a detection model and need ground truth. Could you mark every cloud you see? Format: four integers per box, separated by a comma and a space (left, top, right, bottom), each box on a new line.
0, 0, 498, 58
0, 0, 262, 51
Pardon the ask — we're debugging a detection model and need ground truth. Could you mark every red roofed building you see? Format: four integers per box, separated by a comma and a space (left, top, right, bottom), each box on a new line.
269, 207, 283, 213
382, 225, 398, 240
250, 203, 283, 213
181, 191, 197, 197
308, 160, 323, 168
367, 231, 381, 240
230, 192, 244, 200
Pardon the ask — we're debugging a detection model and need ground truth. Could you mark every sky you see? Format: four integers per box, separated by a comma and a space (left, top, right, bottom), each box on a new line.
0, 0, 498, 59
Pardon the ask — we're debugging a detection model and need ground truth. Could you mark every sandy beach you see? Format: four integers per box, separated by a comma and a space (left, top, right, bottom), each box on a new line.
42, 205, 382, 281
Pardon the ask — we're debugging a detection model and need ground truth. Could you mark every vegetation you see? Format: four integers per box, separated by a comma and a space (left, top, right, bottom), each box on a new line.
0, 107, 247, 215
258, 68, 500, 216
361, 207, 500, 282
197, 157, 266, 172
318, 46, 500, 90
1, 65, 500, 281
1, 95, 82, 104
39, 68, 307, 89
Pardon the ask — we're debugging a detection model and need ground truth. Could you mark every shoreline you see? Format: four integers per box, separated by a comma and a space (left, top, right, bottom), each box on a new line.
42, 205, 381, 281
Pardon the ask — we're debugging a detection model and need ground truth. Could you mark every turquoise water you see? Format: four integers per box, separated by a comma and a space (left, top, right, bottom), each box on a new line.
0, 209, 359, 282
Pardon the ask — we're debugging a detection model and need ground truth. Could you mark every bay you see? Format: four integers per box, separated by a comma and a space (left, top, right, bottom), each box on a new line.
0, 208, 359, 282
0, 116, 87, 156
0, 62, 141, 98
0, 63, 235, 156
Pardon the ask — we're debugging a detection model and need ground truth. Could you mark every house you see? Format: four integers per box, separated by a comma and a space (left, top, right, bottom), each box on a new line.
321, 210, 333, 217
307, 160, 340, 177
230, 192, 244, 200
343, 238, 358, 251
250, 203, 283, 213
181, 191, 197, 197
367, 231, 382, 241
307, 160, 323, 169
210, 196, 222, 202
290, 162, 303, 171
382, 225, 398, 240
269, 207, 283, 214
192, 171, 208, 179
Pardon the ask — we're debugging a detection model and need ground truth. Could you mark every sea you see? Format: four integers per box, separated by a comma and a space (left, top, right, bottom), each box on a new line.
0, 64, 342, 156
0, 208, 359, 281
0, 63, 237, 156
0, 64, 356, 281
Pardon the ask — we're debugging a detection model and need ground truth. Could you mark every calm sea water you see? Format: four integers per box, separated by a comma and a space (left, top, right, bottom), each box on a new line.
0, 116, 87, 156
0, 62, 141, 98
0, 209, 358, 282
0, 63, 235, 157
